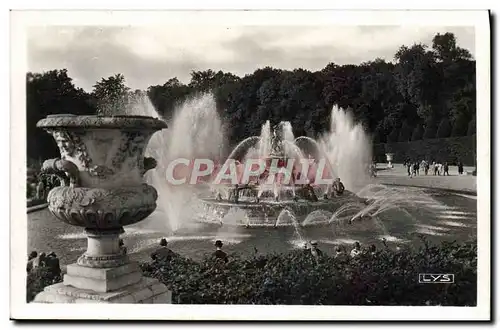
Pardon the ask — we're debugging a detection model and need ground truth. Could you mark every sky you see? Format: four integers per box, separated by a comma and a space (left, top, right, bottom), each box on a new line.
27, 25, 475, 91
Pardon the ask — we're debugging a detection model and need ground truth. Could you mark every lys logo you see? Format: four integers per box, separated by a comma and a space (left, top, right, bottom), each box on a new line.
419, 273, 455, 283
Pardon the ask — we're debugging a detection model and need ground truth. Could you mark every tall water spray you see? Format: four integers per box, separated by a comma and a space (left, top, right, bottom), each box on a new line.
127, 93, 226, 232
319, 106, 372, 192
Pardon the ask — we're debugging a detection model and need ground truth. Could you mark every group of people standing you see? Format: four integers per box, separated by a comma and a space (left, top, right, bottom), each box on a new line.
404, 159, 464, 177
304, 240, 378, 261
26, 250, 61, 282
149, 238, 229, 264
28, 175, 61, 200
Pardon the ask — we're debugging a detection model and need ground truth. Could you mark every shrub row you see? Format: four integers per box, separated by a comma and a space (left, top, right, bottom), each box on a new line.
140, 239, 477, 306
373, 135, 476, 166
27, 239, 477, 306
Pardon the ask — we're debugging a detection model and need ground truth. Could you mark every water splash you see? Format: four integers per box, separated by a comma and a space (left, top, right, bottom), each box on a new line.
319, 106, 372, 191
129, 93, 226, 232
301, 210, 333, 227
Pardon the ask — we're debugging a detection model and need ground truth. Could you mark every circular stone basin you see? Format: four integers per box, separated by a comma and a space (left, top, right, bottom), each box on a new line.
198, 191, 366, 227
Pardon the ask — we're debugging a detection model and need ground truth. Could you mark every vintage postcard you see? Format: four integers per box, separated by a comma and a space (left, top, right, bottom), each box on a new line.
10, 9, 490, 321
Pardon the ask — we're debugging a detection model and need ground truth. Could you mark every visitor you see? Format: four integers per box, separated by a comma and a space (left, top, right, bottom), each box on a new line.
150, 238, 176, 263
333, 178, 345, 196
433, 162, 438, 176
119, 239, 127, 255
406, 161, 412, 176
415, 162, 420, 176
309, 240, 323, 259
213, 240, 229, 263
334, 246, 345, 258
45, 252, 61, 281
350, 242, 362, 257
32, 252, 47, 270
443, 162, 449, 176
424, 160, 430, 175
26, 251, 38, 272
368, 244, 377, 256
302, 181, 319, 201
437, 162, 443, 176
458, 161, 464, 175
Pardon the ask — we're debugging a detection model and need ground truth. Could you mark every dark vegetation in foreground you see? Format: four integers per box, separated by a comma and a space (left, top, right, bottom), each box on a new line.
28, 239, 477, 305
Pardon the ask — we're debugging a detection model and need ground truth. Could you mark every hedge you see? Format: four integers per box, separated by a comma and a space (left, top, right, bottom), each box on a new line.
27, 239, 477, 306
373, 135, 476, 166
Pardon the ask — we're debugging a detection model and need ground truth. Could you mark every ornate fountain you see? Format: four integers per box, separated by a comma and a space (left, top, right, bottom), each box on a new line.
34, 114, 171, 304
198, 121, 365, 227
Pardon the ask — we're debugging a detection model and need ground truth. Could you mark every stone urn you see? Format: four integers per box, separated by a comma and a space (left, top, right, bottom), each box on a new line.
385, 153, 394, 169
33, 114, 171, 304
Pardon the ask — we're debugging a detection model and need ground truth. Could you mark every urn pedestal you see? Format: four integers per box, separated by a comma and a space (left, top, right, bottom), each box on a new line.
33, 115, 171, 304
385, 153, 394, 169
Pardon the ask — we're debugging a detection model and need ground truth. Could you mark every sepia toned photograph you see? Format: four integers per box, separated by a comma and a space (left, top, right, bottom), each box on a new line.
10, 9, 490, 321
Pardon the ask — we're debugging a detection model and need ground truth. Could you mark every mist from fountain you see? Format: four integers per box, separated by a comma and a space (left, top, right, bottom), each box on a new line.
319, 105, 373, 192
127, 93, 226, 232
126, 94, 450, 249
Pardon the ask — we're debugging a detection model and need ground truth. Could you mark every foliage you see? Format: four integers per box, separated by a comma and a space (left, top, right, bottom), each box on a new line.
26, 69, 96, 161
411, 124, 424, 141
26, 32, 476, 162
423, 121, 438, 139
139, 239, 476, 306
467, 118, 476, 136
26, 266, 62, 302
376, 135, 476, 165
436, 118, 452, 138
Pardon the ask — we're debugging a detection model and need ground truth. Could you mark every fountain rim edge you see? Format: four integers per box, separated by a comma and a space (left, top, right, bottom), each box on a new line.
36, 115, 168, 130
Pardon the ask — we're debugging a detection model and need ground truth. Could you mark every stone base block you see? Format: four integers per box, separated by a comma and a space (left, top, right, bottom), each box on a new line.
34, 276, 172, 304
63, 262, 142, 293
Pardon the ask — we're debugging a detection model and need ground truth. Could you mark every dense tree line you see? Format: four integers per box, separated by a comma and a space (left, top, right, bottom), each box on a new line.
26, 32, 476, 164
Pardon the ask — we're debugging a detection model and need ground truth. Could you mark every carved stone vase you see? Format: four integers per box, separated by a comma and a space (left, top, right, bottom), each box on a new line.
33, 114, 171, 304
385, 153, 394, 169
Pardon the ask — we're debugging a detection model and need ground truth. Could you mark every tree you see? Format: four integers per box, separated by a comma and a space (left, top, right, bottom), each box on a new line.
423, 122, 438, 139
411, 124, 424, 141
467, 118, 476, 136
451, 113, 470, 137
92, 74, 130, 115
432, 32, 472, 63
387, 126, 400, 143
436, 118, 452, 138
26, 70, 95, 162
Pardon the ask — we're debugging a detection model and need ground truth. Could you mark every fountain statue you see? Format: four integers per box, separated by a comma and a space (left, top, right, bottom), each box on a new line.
199, 120, 367, 227
33, 114, 171, 304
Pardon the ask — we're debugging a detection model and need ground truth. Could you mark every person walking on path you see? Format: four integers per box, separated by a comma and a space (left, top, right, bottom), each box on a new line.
458, 161, 464, 175
443, 162, 449, 176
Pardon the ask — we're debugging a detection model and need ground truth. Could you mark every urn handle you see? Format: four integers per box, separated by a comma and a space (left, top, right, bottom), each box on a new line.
41, 158, 80, 187
142, 157, 158, 175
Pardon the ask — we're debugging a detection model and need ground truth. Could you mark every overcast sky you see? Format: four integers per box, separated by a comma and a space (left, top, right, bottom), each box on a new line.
27, 25, 475, 91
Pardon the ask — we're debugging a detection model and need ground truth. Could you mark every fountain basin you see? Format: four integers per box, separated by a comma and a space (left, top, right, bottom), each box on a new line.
198, 191, 365, 227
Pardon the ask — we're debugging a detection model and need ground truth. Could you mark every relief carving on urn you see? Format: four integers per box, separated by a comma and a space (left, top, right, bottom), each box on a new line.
37, 115, 168, 231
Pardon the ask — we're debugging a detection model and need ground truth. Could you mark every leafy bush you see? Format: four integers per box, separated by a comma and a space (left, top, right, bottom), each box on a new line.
26, 266, 62, 302
374, 135, 476, 165
26, 240, 476, 306
141, 239, 477, 306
